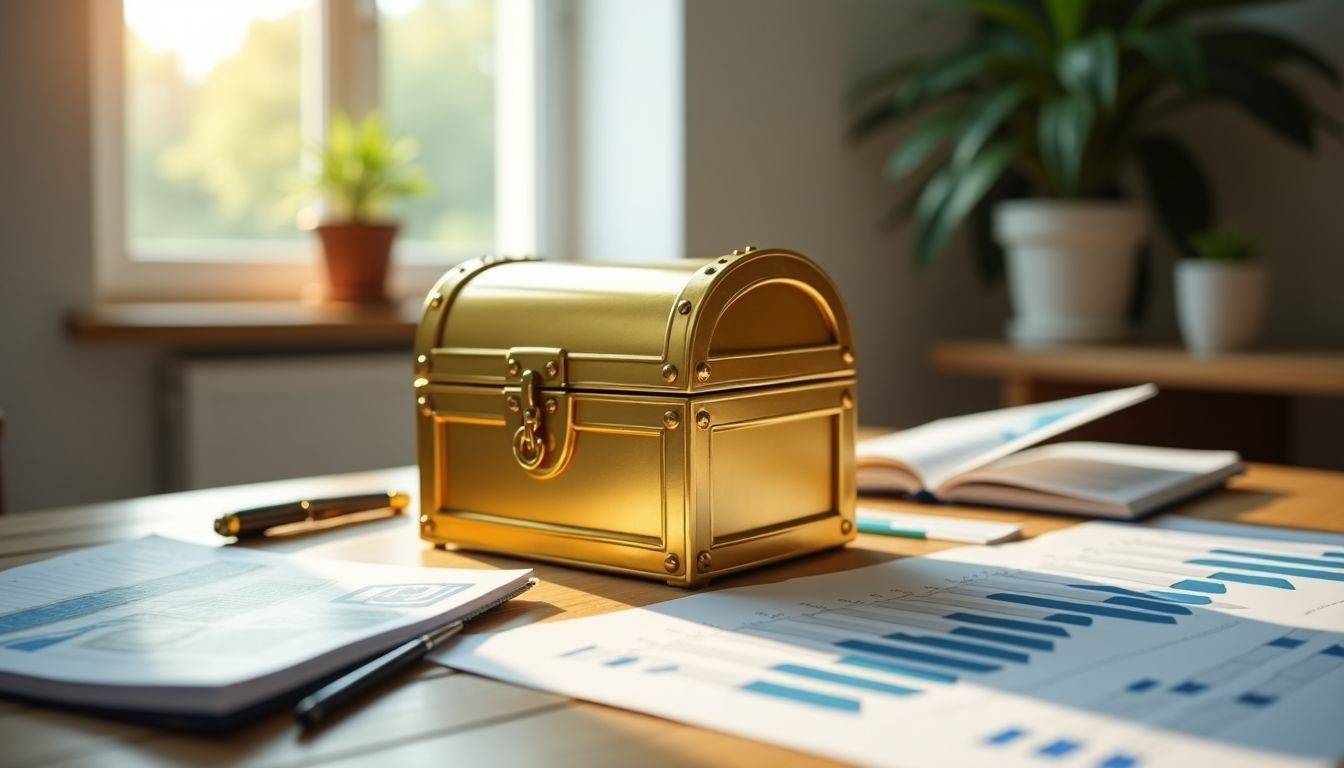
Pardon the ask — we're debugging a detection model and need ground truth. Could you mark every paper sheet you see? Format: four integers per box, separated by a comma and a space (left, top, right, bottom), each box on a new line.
0, 536, 530, 714
433, 521, 1344, 767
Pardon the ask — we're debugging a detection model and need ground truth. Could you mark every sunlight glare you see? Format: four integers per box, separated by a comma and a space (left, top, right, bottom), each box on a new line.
124, 0, 311, 82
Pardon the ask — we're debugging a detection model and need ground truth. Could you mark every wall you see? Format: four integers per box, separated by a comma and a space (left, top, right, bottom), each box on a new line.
683, 0, 1002, 428
0, 0, 162, 512
565, 0, 685, 262
681, 0, 1344, 461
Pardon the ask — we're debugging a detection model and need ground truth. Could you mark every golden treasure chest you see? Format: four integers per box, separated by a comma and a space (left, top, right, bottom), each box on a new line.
413, 247, 856, 586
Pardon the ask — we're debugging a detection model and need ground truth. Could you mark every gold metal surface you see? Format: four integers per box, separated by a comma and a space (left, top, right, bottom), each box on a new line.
414, 248, 856, 586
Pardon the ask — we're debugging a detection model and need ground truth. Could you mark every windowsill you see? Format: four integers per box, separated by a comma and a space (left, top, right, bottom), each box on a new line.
67, 299, 422, 350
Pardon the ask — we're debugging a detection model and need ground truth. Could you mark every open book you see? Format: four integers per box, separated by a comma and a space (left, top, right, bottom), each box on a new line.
0, 536, 532, 729
858, 384, 1244, 519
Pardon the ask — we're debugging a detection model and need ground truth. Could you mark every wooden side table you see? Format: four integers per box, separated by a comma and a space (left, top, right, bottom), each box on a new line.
932, 340, 1344, 464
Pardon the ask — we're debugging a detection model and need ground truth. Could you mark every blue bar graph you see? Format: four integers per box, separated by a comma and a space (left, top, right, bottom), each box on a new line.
951, 626, 1054, 651
1143, 592, 1210, 605
559, 644, 595, 657
604, 656, 638, 667
987, 594, 1177, 624
1188, 558, 1344, 583
1267, 636, 1305, 649
1045, 613, 1092, 626
1210, 549, 1344, 570
1068, 584, 1210, 606
984, 727, 1026, 746
1325, 552, 1344, 559
1037, 738, 1081, 757
1171, 681, 1207, 695
838, 654, 958, 684
835, 639, 1002, 673
1102, 596, 1191, 616
1237, 692, 1277, 707
1098, 753, 1140, 768
945, 612, 1069, 638
772, 663, 919, 697
884, 632, 1030, 663
741, 680, 860, 712
1209, 571, 1294, 590
1170, 579, 1226, 594
1126, 678, 1159, 693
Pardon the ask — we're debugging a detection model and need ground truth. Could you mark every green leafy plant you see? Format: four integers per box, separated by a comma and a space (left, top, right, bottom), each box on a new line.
850, 0, 1340, 273
1190, 226, 1256, 261
305, 112, 430, 222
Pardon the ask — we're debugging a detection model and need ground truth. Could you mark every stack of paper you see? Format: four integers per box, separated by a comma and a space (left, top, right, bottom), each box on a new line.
434, 520, 1344, 767
0, 536, 531, 724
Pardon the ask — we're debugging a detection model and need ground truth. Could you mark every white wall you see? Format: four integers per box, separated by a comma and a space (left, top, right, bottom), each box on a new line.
565, 0, 685, 262
682, 0, 1003, 428
0, 0, 162, 512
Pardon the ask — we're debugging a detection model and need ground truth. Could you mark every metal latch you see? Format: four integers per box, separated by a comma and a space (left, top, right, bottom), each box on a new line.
503, 348, 573, 478
512, 369, 545, 470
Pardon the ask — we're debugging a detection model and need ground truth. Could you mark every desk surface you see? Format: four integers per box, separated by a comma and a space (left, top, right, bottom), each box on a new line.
4, 444, 1344, 767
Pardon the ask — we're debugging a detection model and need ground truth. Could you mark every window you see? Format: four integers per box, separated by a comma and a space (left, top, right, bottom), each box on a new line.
92, 0, 546, 300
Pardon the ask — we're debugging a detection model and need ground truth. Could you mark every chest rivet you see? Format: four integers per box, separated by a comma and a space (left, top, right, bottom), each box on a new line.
661, 364, 679, 383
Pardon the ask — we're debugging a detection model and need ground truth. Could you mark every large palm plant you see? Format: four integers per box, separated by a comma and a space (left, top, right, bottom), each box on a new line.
851, 0, 1340, 273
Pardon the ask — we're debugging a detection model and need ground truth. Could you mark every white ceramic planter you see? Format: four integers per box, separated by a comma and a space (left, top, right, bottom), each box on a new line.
993, 200, 1148, 346
1175, 260, 1267, 356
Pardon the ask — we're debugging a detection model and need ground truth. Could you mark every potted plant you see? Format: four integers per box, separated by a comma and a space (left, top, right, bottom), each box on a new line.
851, 0, 1339, 345
1176, 227, 1265, 355
304, 112, 429, 303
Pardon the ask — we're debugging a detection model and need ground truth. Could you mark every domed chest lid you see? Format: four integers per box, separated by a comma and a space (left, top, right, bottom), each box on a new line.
414, 248, 855, 393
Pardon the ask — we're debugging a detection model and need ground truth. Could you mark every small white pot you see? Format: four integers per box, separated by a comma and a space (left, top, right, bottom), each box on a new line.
993, 200, 1148, 346
1175, 260, 1267, 356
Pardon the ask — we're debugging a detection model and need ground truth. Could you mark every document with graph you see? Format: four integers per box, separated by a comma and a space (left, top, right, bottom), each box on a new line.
434, 521, 1344, 767
0, 536, 530, 720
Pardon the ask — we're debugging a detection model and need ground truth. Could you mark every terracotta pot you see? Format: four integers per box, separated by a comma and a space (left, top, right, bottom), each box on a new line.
315, 222, 398, 303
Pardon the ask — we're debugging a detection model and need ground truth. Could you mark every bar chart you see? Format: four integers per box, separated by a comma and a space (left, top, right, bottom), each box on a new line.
438, 522, 1344, 768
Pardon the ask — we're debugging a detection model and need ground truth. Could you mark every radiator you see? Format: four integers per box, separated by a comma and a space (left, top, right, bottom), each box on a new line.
166, 353, 414, 490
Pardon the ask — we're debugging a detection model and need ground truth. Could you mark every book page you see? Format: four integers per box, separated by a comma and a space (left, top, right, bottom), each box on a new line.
938, 442, 1243, 505
0, 536, 530, 714
858, 384, 1157, 492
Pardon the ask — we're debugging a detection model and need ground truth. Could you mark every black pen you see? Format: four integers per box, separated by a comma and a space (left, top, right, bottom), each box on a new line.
214, 491, 409, 538
294, 578, 538, 729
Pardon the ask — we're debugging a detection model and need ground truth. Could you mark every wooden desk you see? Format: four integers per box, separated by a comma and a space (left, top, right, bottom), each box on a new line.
932, 340, 1344, 464
4, 449, 1343, 766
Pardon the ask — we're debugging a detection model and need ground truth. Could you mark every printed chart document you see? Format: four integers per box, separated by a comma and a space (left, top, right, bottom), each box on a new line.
434, 521, 1344, 767
0, 536, 531, 721
858, 384, 1244, 518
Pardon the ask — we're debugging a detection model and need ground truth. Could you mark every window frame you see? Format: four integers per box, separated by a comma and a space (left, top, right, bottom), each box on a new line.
91, 0, 550, 301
